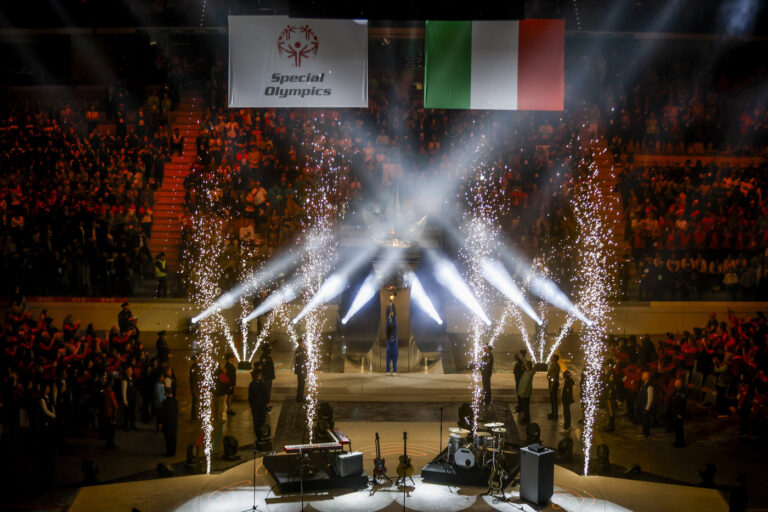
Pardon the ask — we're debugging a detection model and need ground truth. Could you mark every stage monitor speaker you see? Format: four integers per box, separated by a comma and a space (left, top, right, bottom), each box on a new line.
557, 437, 573, 461
333, 451, 363, 477
520, 444, 554, 506
223, 435, 241, 461
156, 462, 174, 477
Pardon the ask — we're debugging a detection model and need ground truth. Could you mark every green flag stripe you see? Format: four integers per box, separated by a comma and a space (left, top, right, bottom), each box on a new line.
425, 21, 472, 109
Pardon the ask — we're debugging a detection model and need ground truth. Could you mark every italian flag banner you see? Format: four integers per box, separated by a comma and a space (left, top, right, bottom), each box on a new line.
424, 19, 565, 111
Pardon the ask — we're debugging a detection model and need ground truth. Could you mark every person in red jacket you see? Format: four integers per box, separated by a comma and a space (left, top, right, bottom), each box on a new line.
99, 374, 119, 449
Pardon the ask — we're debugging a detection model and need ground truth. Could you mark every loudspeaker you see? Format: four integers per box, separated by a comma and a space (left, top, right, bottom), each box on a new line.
699, 463, 716, 487
333, 451, 364, 477
597, 444, 610, 464
81, 460, 100, 485
526, 422, 541, 444
557, 437, 573, 461
520, 444, 554, 506
156, 462, 174, 477
223, 435, 241, 461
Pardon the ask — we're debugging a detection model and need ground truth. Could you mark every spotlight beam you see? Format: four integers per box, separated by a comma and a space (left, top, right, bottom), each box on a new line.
528, 276, 593, 326
480, 260, 542, 325
500, 250, 593, 326
408, 273, 443, 325
242, 278, 304, 325
341, 272, 379, 325
341, 247, 403, 324
191, 247, 302, 324
293, 245, 379, 324
428, 250, 491, 325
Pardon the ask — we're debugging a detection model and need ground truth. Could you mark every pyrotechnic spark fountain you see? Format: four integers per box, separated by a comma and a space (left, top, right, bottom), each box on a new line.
247, 309, 279, 363
457, 159, 505, 432
184, 197, 231, 474
571, 142, 619, 476
289, 115, 351, 440
545, 315, 576, 364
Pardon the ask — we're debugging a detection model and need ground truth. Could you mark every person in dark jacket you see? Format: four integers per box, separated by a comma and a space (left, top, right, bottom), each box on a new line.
561, 370, 575, 431
156, 331, 170, 364
189, 354, 200, 421
118, 302, 133, 334
637, 371, 654, 439
158, 387, 178, 456
669, 378, 687, 447
480, 344, 494, 406
294, 340, 307, 403
248, 370, 268, 440
120, 365, 137, 430
225, 352, 237, 415
547, 354, 561, 420
258, 343, 275, 411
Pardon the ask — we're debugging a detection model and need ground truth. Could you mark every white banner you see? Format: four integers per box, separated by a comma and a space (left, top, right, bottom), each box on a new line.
228, 16, 368, 108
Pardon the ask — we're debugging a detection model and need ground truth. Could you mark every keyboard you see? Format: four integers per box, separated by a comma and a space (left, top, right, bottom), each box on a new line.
329, 428, 351, 445
283, 442, 342, 453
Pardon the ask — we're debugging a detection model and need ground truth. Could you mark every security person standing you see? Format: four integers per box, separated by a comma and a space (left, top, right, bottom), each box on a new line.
155, 252, 168, 298
480, 344, 494, 406
294, 339, 307, 403
547, 354, 561, 420
248, 367, 268, 441
259, 343, 276, 411
158, 387, 178, 456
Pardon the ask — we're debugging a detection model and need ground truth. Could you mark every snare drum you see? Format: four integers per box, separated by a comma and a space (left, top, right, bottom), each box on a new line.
474, 431, 492, 450
449, 433, 465, 453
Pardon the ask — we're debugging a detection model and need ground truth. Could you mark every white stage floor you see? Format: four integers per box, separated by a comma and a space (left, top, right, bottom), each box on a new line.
235, 372, 552, 402
69, 457, 727, 512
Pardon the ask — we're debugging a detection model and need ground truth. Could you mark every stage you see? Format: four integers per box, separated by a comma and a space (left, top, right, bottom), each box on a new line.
68, 457, 728, 512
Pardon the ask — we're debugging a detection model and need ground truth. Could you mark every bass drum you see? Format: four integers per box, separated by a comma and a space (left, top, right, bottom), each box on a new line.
453, 448, 476, 469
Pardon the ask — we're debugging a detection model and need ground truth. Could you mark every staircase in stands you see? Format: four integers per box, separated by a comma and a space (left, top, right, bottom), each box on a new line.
148, 91, 202, 282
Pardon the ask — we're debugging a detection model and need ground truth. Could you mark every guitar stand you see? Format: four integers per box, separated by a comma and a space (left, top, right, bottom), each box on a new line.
372, 472, 393, 485
395, 475, 414, 486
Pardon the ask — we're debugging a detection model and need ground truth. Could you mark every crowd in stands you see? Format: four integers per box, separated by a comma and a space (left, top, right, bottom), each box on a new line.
604, 309, 768, 440
621, 160, 768, 299
0, 82, 181, 297
0, 301, 179, 465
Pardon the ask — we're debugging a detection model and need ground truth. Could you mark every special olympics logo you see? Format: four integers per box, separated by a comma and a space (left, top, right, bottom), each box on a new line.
277, 24, 319, 67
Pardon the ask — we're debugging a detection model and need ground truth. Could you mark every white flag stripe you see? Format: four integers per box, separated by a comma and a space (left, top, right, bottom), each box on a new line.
470, 20, 519, 110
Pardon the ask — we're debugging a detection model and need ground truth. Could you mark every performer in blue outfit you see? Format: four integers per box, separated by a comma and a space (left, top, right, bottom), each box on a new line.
385, 299, 398, 375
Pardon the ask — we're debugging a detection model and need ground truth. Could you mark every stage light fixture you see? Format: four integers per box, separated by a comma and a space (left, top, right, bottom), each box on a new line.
480, 259, 542, 325
408, 273, 443, 325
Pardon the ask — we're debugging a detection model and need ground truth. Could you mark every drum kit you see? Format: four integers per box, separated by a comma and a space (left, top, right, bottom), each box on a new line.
443, 422, 507, 470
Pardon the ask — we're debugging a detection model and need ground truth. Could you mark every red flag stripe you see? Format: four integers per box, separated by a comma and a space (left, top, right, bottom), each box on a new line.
517, 19, 565, 111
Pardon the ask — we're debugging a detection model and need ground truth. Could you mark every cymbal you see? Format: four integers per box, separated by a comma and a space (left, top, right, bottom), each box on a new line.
448, 427, 470, 435
484, 422, 504, 428
475, 431, 492, 437
491, 427, 507, 434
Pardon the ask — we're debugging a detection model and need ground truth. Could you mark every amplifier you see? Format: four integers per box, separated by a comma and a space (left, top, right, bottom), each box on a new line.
333, 451, 363, 477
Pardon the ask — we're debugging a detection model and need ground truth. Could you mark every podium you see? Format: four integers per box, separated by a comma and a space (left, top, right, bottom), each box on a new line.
520, 444, 554, 505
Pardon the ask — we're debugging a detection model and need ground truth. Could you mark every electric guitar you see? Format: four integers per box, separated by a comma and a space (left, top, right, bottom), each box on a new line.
488, 461, 505, 495
373, 432, 388, 481
396, 431, 414, 479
